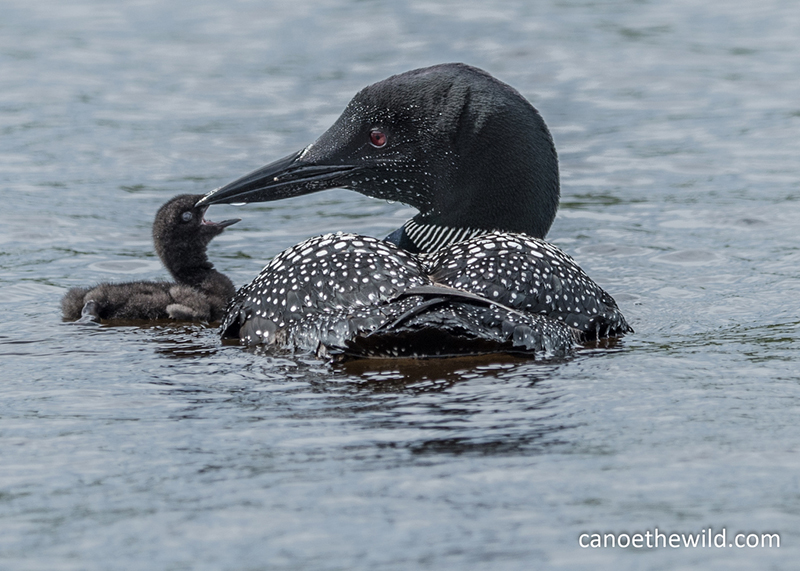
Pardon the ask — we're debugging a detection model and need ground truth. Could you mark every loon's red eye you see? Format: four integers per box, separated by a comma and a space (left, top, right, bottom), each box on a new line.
369, 130, 387, 148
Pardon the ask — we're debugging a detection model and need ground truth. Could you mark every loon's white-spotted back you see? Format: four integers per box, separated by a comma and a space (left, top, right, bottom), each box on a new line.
220, 233, 586, 359
201, 63, 632, 359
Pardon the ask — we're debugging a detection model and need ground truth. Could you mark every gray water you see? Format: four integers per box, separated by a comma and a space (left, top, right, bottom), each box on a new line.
1, 0, 799, 569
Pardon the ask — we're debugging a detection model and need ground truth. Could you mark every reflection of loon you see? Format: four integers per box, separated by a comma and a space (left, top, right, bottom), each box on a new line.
62, 195, 239, 323
199, 63, 632, 359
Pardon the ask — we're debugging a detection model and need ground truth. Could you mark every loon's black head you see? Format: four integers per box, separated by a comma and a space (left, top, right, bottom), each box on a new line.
198, 63, 560, 250
153, 194, 239, 281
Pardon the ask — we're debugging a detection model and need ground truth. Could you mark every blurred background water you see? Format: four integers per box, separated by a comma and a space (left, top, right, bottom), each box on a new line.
1, 0, 799, 569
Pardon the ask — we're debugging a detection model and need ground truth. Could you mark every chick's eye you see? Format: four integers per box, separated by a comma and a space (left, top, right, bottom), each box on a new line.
369, 130, 387, 148
181, 211, 193, 222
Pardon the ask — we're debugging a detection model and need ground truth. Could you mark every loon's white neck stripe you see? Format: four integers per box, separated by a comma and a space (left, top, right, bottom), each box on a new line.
404, 219, 487, 252
416, 222, 437, 246
427, 224, 447, 249
430, 226, 459, 251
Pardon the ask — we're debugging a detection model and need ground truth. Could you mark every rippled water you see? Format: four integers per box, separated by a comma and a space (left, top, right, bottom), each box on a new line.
1, 1, 799, 569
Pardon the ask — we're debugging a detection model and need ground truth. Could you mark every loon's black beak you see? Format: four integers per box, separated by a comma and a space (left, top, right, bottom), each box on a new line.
197, 149, 359, 207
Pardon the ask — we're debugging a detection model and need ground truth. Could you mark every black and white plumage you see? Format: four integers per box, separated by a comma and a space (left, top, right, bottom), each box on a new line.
200, 63, 632, 359
220, 233, 580, 359
62, 194, 239, 323
424, 233, 630, 339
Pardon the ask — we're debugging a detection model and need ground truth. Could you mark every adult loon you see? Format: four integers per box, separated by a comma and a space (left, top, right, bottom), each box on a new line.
198, 63, 632, 359
62, 194, 239, 323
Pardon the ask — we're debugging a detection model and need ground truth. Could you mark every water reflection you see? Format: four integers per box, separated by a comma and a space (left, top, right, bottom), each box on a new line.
340, 353, 537, 391
151, 324, 223, 358
155, 339, 579, 459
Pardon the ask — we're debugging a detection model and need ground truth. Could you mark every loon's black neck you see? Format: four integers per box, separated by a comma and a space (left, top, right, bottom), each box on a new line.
155, 233, 223, 291
166, 257, 217, 289
352, 64, 561, 243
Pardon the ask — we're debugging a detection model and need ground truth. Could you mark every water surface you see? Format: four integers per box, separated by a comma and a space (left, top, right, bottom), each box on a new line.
1, 1, 799, 569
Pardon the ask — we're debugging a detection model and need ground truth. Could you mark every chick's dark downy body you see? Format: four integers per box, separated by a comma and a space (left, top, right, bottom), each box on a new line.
62, 194, 238, 323
199, 63, 632, 359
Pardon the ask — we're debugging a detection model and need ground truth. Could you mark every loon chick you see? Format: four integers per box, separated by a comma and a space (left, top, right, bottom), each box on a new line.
62, 194, 239, 323
198, 63, 632, 358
